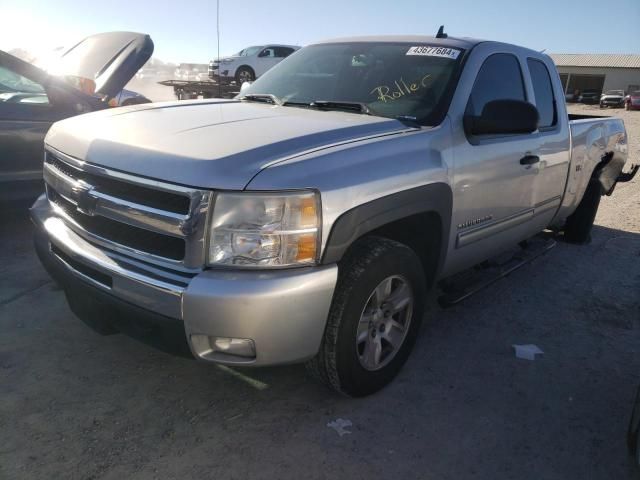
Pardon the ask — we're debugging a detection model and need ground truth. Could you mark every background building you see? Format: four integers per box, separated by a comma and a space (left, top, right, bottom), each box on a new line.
550, 53, 640, 97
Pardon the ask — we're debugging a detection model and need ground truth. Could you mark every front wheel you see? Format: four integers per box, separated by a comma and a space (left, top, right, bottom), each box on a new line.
306, 236, 427, 397
235, 67, 255, 85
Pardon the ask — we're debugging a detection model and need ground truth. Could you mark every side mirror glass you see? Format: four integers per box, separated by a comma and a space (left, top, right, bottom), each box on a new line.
464, 99, 539, 136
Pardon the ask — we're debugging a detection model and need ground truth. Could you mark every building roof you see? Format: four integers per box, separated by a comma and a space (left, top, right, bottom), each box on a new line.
550, 53, 640, 69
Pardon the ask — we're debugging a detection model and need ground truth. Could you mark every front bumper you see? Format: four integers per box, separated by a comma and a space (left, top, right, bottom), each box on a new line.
31, 194, 338, 366
601, 99, 624, 107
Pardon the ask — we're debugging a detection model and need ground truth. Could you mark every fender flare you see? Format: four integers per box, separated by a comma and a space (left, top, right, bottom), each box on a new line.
321, 183, 453, 272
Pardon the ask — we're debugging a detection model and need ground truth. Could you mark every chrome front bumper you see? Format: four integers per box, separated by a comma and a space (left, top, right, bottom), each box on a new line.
31, 195, 338, 366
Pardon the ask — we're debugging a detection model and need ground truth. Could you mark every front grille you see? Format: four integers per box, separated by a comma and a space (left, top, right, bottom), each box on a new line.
50, 190, 186, 260
43, 148, 211, 271
45, 153, 191, 214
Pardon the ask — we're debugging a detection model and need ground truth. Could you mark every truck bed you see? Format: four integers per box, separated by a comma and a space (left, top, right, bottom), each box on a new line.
554, 114, 628, 225
568, 113, 611, 121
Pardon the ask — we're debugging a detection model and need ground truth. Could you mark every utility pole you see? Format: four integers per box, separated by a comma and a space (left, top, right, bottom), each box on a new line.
217, 0, 221, 98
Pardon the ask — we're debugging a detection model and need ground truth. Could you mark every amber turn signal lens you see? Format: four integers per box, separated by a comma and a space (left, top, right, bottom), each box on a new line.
296, 233, 317, 262
299, 196, 318, 228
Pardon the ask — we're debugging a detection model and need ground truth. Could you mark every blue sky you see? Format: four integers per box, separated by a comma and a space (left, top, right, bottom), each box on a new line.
2, 0, 639, 63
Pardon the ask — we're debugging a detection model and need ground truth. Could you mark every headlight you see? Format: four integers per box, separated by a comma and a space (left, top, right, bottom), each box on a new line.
207, 191, 320, 267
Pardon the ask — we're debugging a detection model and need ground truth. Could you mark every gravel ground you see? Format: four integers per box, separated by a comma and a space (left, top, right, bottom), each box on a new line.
1, 105, 639, 480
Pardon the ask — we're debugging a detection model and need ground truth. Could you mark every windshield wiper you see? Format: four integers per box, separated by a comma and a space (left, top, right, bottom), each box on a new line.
309, 101, 372, 115
239, 93, 283, 106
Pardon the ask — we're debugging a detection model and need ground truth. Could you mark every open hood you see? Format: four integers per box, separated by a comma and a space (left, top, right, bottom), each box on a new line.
51, 31, 153, 99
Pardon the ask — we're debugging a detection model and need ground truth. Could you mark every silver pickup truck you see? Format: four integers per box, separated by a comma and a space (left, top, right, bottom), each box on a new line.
31, 35, 637, 396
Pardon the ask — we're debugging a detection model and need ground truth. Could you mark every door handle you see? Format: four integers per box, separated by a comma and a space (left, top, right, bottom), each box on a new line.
520, 155, 540, 166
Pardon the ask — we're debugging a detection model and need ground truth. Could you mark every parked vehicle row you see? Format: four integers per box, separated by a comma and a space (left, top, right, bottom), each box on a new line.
564, 89, 640, 109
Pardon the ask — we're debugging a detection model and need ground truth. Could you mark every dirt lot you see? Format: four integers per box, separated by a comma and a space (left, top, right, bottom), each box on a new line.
1, 104, 639, 480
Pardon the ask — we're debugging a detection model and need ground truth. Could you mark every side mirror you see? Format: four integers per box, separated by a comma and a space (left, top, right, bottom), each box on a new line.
239, 81, 252, 92
464, 99, 539, 136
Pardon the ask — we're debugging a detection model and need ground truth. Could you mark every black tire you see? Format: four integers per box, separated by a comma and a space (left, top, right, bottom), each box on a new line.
563, 179, 602, 243
634, 428, 640, 471
306, 236, 427, 397
235, 66, 255, 85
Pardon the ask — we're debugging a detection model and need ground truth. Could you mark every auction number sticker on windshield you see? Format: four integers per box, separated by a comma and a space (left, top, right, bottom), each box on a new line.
406, 46, 460, 60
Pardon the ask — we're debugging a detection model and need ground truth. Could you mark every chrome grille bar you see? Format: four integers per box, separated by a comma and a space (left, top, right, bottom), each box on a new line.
43, 147, 212, 271
43, 163, 194, 238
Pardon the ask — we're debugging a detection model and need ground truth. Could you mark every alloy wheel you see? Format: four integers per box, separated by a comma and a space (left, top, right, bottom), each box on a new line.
356, 275, 414, 371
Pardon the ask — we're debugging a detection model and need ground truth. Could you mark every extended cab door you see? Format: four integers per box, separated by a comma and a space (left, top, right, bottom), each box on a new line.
443, 48, 543, 275
443, 45, 571, 277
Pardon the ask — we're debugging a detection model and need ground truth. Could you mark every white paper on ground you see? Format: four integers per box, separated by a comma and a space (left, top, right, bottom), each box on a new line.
327, 418, 353, 436
512, 344, 544, 361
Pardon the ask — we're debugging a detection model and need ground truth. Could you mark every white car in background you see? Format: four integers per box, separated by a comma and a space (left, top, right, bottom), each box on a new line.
208, 44, 300, 84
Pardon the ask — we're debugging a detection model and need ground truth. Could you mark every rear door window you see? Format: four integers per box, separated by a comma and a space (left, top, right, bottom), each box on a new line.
274, 47, 295, 58
527, 58, 557, 128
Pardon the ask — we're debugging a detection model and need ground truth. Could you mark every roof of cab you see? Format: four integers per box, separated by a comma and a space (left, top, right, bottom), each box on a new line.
312, 35, 483, 50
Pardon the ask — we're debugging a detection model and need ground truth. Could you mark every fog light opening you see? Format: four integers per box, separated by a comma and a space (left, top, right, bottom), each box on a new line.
211, 337, 256, 358
190, 334, 257, 362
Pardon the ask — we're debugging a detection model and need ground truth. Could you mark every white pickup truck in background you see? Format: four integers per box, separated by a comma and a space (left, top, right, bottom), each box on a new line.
32, 34, 637, 396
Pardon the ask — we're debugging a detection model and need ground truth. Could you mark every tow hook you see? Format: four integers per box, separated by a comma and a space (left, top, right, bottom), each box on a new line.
618, 164, 639, 183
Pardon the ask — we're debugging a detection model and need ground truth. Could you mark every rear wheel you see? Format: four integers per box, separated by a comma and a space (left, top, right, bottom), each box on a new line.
306, 236, 427, 397
563, 179, 602, 243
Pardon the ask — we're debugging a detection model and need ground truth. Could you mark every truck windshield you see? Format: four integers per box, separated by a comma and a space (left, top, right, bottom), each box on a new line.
240, 42, 465, 126
236, 46, 263, 57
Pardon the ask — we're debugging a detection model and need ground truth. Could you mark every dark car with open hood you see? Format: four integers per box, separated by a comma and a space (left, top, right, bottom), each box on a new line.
0, 31, 153, 204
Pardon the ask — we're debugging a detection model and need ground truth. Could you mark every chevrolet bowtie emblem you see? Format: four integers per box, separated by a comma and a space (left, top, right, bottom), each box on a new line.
71, 183, 98, 216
